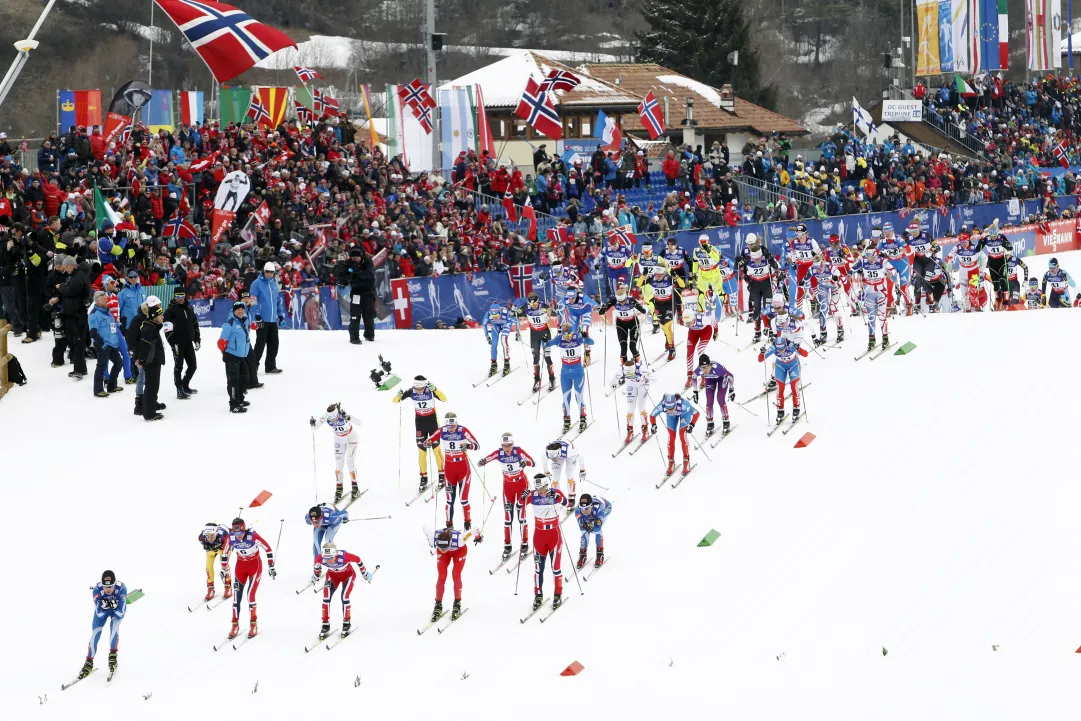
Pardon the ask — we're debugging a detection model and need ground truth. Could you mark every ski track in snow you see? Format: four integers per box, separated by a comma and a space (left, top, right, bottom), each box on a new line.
4, 252, 1081, 718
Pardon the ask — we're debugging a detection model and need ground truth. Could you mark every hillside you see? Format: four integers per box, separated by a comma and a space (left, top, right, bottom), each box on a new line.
2, 251, 1080, 719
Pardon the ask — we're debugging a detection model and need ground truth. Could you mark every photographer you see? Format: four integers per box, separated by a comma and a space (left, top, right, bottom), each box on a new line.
9, 223, 49, 343
47, 255, 90, 378
338, 246, 376, 345
0, 224, 21, 334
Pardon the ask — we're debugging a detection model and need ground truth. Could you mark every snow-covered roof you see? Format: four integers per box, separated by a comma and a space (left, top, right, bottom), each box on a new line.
256, 35, 620, 71
439, 51, 640, 108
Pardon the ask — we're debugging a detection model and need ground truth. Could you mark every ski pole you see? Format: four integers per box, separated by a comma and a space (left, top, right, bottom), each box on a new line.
272, 519, 284, 578
397, 403, 402, 489
798, 377, 810, 423
513, 504, 525, 597
583, 478, 610, 491
467, 455, 497, 503
311, 429, 319, 503
687, 427, 712, 462
556, 516, 584, 595
351, 516, 393, 521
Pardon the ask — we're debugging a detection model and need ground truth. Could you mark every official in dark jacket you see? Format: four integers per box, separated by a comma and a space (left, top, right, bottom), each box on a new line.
125, 300, 149, 415
46, 255, 89, 377
218, 300, 252, 413
15, 223, 49, 342
340, 247, 377, 344
163, 290, 201, 398
136, 298, 167, 421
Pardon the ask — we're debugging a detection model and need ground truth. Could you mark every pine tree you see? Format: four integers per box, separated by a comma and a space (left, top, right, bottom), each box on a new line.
635, 0, 777, 110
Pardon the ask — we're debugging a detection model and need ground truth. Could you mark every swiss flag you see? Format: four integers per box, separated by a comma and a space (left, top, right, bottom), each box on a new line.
390, 277, 413, 329
253, 200, 271, 227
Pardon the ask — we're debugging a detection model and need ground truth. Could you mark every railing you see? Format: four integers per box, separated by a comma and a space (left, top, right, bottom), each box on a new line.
883, 87, 985, 160
4, 138, 43, 174
0, 322, 13, 400
732, 174, 822, 216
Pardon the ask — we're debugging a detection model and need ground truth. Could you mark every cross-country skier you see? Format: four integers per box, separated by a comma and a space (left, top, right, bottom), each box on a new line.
808, 254, 843, 345
426, 411, 480, 528
306, 505, 349, 583
560, 282, 597, 366
637, 261, 684, 361
575, 493, 612, 569
758, 335, 808, 424
690, 354, 735, 436
543, 439, 586, 507
483, 300, 514, 377
393, 375, 447, 493
597, 282, 648, 366
738, 236, 778, 343
316, 543, 372, 641
310, 402, 360, 503
227, 518, 275, 640
785, 223, 820, 311
75, 570, 127, 680
649, 392, 701, 476
682, 303, 713, 388
430, 526, 482, 623
522, 473, 570, 612
1042, 257, 1076, 307
478, 432, 535, 562
610, 358, 651, 443
601, 231, 633, 298
852, 244, 898, 350
545, 321, 595, 433
513, 292, 557, 393
197, 523, 232, 602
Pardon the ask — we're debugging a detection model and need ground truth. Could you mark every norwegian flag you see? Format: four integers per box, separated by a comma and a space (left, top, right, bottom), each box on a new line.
397, 78, 436, 110
118, 123, 133, 147
637, 90, 666, 140
521, 198, 537, 241
501, 188, 517, 222
607, 226, 636, 248
293, 65, 322, 83
546, 225, 571, 245
152, 0, 297, 84
415, 104, 433, 135
294, 100, 313, 125
514, 77, 562, 140
508, 263, 535, 299
247, 94, 271, 126
1053, 142, 1070, 169
321, 94, 340, 117
309, 228, 329, 260
539, 69, 581, 95
253, 200, 271, 227
162, 211, 198, 241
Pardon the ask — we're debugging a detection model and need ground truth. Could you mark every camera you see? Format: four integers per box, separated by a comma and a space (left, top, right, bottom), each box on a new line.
369, 355, 392, 388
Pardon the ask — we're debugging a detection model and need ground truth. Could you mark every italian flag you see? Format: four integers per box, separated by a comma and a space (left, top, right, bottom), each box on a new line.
93, 182, 122, 233
997, 0, 1009, 70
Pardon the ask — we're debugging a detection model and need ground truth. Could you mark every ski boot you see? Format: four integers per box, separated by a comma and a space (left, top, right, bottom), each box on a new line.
451, 600, 462, 620
532, 374, 541, 393
342, 621, 352, 636
682, 457, 691, 475
867, 336, 876, 352
578, 416, 587, 433
706, 421, 715, 436
766, 379, 777, 392
319, 623, 331, 641
502, 359, 511, 377
205, 584, 215, 601
248, 620, 258, 638
228, 622, 240, 639
562, 416, 571, 434
224, 577, 233, 599
837, 327, 844, 342
814, 331, 826, 347
666, 344, 676, 361
568, 494, 575, 508
333, 484, 344, 504
595, 549, 605, 568
502, 544, 513, 562
78, 658, 93, 680
351, 482, 360, 501
311, 567, 322, 585
722, 420, 731, 435
625, 425, 634, 444
548, 373, 556, 392
684, 373, 693, 389
418, 474, 429, 494
532, 594, 544, 611
488, 360, 497, 377
552, 593, 562, 610
641, 424, 650, 441
793, 407, 801, 421
177, 386, 191, 399
881, 333, 889, 349
438, 471, 446, 490
666, 457, 675, 476
776, 409, 785, 424
753, 330, 761, 343
520, 542, 530, 559
577, 548, 588, 570
652, 322, 660, 335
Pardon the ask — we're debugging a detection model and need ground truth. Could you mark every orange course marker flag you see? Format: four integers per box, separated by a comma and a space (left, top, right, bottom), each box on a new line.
794, 432, 816, 449
250, 491, 273, 507
560, 661, 585, 676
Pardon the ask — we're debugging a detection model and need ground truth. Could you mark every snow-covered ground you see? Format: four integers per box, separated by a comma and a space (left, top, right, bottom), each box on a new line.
3, 252, 1081, 719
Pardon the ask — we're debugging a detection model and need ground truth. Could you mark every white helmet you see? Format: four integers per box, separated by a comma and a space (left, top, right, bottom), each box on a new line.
321, 543, 337, 560
745, 232, 758, 245
682, 308, 696, 324
501, 432, 514, 446
532, 473, 549, 490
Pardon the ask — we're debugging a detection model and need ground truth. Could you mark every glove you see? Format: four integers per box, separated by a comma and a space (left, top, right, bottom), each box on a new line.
692, 390, 699, 404
546, 488, 557, 500
583, 519, 596, 531
477, 458, 487, 467
518, 459, 528, 469
688, 423, 695, 433
728, 389, 736, 402
278, 314, 284, 324
194, 341, 200, 351
485, 334, 491, 344
250, 322, 258, 330
268, 564, 277, 580
362, 570, 373, 582
757, 353, 765, 362
473, 533, 483, 545
217, 338, 227, 352
798, 347, 809, 357
310, 416, 316, 427
220, 569, 227, 582
650, 423, 657, 435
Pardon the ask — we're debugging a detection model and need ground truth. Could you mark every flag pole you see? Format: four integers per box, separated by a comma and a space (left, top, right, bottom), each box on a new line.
426, 0, 439, 169
148, 0, 155, 86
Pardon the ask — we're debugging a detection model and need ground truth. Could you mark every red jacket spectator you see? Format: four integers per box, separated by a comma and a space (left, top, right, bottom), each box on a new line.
399, 253, 415, 277
662, 152, 679, 181
90, 129, 106, 160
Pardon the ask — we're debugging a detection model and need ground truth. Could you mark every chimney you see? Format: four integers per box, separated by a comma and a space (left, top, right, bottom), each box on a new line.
663, 96, 670, 127
680, 96, 697, 148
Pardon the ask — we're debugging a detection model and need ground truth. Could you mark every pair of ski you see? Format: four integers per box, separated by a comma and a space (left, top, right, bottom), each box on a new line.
190, 593, 231, 612
518, 382, 555, 406
766, 413, 806, 437
61, 667, 116, 690
708, 424, 739, 449
335, 488, 369, 512
302, 626, 353, 652
559, 420, 595, 442
582, 556, 610, 581
472, 365, 518, 388
657, 463, 697, 489
405, 482, 443, 507
853, 341, 894, 362
740, 382, 813, 406
520, 595, 570, 624
212, 630, 256, 652
416, 608, 470, 636
489, 549, 530, 575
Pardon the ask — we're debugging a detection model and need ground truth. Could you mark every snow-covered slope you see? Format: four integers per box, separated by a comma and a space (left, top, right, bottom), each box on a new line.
3, 252, 1080, 720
